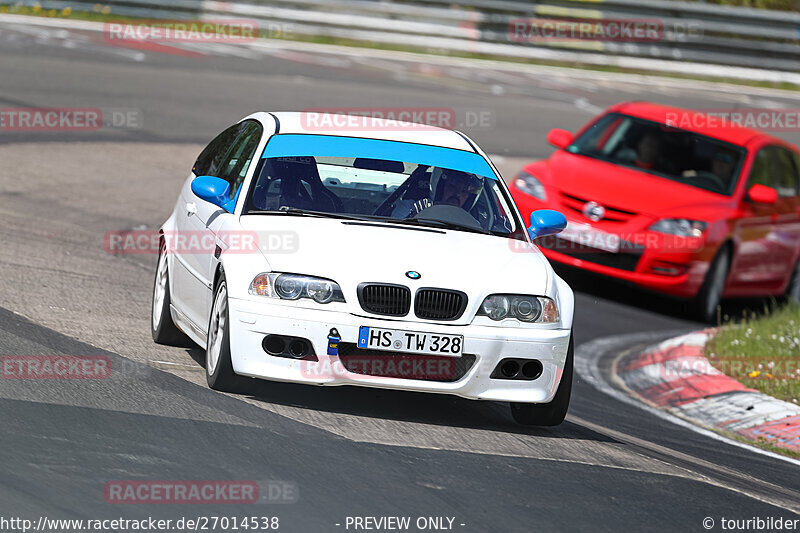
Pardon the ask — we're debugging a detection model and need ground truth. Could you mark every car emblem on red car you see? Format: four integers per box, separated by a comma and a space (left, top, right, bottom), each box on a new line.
583, 201, 606, 222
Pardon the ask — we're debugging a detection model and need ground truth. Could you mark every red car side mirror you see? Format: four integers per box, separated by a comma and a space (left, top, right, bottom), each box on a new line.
547, 128, 574, 150
747, 184, 778, 204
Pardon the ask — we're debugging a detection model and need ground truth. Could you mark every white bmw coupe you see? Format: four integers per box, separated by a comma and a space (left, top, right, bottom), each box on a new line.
152, 112, 574, 425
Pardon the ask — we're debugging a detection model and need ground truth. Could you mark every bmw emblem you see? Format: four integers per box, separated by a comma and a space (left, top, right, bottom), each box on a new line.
405, 271, 421, 280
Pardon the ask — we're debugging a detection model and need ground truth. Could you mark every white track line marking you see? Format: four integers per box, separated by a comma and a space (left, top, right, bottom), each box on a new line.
575, 330, 800, 467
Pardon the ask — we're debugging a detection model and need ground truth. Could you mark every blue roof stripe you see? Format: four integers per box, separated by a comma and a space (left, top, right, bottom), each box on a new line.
261, 134, 497, 179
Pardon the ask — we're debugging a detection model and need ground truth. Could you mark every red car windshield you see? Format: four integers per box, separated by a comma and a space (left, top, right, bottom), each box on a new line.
567, 113, 745, 195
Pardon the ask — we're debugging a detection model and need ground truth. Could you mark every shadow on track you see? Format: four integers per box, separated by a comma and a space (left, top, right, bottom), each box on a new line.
184, 345, 618, 443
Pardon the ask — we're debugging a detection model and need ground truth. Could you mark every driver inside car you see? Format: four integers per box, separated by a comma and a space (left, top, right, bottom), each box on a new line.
711, 148, 736, 182
408, 168, 484, 217
632, 131, 663, 170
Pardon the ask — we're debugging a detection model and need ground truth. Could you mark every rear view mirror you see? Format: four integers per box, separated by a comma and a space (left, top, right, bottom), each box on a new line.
191, 176, 231, 210
546, 129, 574, 150
528, 210, 567, 238
747, 184, 777, 204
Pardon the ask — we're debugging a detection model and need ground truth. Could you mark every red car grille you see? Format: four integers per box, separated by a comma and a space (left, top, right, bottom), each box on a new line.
559, 192, 637, 223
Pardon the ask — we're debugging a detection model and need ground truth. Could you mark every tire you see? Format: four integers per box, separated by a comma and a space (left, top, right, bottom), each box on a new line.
693, 247, 730, 324
151, 242, 188, 345
206, 272, 247, 392
786, 256, 800, 305
510, 333, 573, 426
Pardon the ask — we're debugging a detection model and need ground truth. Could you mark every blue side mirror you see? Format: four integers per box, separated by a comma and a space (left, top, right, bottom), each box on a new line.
191, 176, 232, 211
528, 209, 567, 238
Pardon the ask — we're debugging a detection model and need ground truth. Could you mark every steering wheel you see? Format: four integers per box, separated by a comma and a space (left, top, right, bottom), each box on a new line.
684, 170, 726, 193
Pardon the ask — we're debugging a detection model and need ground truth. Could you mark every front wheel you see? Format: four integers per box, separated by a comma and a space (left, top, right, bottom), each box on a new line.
151, 243, 188, 345
206, 272, 246, 392
692, 247, 730, 324
785, 257, 800, 305
510, 333, 573, 426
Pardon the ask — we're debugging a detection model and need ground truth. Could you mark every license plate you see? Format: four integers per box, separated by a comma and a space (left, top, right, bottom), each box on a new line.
559, 222, 620, 253
357, 326, 463, 356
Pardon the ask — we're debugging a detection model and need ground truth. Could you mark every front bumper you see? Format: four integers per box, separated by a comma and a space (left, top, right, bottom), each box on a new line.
227, 297, 571, 403
541, 246, 708, 298
512, 193, 711, 299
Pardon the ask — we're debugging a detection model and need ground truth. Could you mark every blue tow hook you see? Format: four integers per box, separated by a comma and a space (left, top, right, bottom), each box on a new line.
327, 328, 341, 356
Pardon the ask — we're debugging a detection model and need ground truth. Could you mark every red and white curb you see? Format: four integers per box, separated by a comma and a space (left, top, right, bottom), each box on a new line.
616, 330, 800, 454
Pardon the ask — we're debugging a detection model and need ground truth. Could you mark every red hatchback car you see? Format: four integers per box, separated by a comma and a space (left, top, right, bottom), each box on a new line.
510, 102, 800, 321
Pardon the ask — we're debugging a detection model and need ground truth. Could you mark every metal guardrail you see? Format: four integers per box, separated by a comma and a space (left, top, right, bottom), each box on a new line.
4, 0, 800, 75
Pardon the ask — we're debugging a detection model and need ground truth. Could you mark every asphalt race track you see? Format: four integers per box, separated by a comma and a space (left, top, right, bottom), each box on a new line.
0, 18, 799, 532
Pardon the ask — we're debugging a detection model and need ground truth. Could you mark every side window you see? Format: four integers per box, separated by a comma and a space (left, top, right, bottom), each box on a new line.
773, 147, 799, 198
747, 148, 773, 188
218, 121, 263, 199
193, 124, 241, 177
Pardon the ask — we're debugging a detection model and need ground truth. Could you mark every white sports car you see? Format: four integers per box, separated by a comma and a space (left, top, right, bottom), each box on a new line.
151, 112, 574, 425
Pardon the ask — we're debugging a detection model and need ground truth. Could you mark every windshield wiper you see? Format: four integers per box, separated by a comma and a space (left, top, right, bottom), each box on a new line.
246, 207, 373, 222
247, 209, 494, 235
390, 217, 492, 236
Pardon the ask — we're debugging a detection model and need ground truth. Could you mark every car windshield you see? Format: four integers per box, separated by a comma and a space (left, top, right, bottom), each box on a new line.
567, 113, 745, 195
243, 135, 524, 238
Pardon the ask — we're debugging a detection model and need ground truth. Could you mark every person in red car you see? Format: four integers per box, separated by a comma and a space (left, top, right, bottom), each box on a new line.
633, 131, 663, 170
510, 101, 800, 322
711, 148, 737, 182
615, 130, 673, 173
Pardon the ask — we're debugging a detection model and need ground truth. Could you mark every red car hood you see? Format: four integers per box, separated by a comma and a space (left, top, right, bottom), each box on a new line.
543, 151, 733, 218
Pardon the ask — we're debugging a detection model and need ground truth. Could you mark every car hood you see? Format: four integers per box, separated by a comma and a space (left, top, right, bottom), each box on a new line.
543, 151, 735, 217
239, 215, 551, 298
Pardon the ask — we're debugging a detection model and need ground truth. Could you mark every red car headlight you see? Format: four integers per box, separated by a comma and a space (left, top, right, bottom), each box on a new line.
514, 171, 546, 201
649, 219, 707, 237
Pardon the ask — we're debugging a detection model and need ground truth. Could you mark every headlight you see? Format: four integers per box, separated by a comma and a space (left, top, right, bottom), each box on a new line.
480, 295, 511, 320
477, 294, 559, 323
649, 219, 707, 237
249, 273, 345, 304
514, 171, 546, 201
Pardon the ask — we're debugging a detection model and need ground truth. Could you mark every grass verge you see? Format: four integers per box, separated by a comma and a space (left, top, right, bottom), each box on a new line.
697, 0, 800, 11
706, 303, 800, 404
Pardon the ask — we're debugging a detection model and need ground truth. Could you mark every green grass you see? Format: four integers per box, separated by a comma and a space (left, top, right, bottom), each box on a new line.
0, 3, 113, 20
706, 304, 800, 404
4, 4, 800, 92
691, 0, 800, 11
